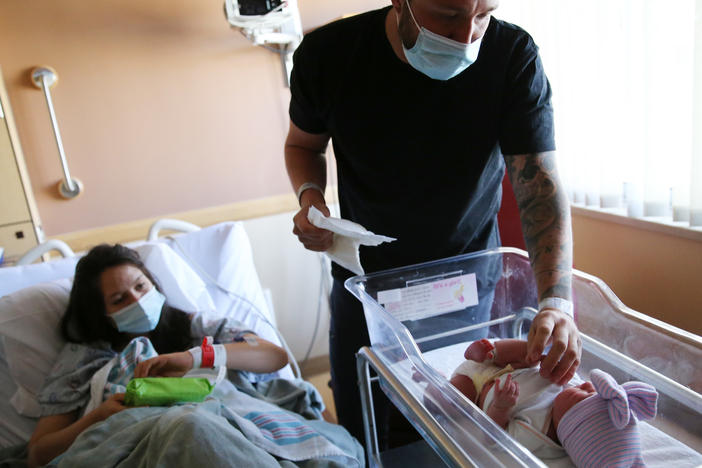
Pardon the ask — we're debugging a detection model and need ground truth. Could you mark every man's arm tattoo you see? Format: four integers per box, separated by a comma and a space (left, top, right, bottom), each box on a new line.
504, 152, 572, 300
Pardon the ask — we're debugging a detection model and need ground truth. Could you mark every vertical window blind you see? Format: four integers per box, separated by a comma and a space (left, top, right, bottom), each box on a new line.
498, 0, 702, 228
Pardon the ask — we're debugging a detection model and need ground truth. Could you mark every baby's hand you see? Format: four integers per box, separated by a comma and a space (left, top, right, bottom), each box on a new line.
464, 338, 495, 362
492, 374, 519, 410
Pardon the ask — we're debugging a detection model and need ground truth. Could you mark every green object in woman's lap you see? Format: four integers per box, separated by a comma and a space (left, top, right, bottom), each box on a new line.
125, 377, 214, 406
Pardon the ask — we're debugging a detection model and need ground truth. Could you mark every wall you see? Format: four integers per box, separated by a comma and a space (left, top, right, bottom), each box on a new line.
2, 0, 698, 363
243, 210, 332, 362
572, 211, 702, 336
0, 0, 386, 237
0, 0, 386, 363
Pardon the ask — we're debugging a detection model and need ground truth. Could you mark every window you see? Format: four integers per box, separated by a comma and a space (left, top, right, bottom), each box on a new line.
498, 0, 702, 229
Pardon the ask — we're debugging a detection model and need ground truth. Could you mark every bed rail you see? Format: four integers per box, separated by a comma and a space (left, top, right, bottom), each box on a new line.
147, 218, 201, 241
16, 239, 75, 265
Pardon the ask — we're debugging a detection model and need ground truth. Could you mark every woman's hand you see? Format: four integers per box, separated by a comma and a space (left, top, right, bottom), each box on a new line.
93, 393, 127, 422
134, 351, 193, 378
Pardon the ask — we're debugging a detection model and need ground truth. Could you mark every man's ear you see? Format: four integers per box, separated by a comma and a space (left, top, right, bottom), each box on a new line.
390, 0, 403, 13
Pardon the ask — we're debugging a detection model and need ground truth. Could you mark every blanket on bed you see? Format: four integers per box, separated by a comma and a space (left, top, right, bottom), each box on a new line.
45, 379, 363, 468
0, 377, 363, 468
1, 336, 363, 468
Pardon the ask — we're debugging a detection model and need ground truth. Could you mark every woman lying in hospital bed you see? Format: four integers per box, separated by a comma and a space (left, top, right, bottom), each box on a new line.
6, 242, 363, 468
450, 338, 657, 468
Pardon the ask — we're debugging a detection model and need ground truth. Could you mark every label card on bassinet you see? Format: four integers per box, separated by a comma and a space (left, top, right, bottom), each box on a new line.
377, 273, 478, 322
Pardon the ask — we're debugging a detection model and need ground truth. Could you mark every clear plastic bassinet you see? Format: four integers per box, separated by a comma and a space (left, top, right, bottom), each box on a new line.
346, 247, 702, 467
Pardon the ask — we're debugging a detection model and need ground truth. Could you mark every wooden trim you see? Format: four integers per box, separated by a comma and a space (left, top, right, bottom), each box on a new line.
0, 65, 43, 245
53, 193, 300, 253
50, 186, 336, 253
571, 205, 702, 243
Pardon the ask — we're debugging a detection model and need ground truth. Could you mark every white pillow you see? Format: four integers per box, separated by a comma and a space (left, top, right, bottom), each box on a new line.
0, 278, 72, 417
161, 223, 271, 315
134, 243, 216, 315
0, 256, 77, 297
162, 223, 276, 330
162, 222, 293, 380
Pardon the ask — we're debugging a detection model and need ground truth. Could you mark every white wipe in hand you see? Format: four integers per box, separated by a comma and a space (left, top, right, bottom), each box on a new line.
307, 206, 396, 276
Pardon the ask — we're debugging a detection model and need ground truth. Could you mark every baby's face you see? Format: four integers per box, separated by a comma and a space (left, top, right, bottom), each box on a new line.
552, 381, 596, 430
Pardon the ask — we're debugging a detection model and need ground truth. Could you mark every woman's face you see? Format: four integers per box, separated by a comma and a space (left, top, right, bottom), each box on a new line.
100, 264, 154, 315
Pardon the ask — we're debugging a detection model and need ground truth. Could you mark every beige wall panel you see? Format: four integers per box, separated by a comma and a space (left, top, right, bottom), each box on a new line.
0, 222, 39, 262
298, 0, 388, 29
0, 117, 31, 225
0, 0, 387, 237
572, 213, 702, 335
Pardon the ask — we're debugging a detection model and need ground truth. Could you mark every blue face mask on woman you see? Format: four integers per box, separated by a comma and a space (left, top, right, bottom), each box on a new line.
109, 287, 166, 333
401, 1, 483, 81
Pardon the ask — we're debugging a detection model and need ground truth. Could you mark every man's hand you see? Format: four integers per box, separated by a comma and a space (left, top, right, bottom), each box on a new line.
134, 352, 194, 378
292, 203, 334, 252
285, 121, 332, 253
526, 308, 581, 385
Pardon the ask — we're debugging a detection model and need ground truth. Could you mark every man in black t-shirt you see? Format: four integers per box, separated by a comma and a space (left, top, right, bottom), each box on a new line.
285, 0, 580, 448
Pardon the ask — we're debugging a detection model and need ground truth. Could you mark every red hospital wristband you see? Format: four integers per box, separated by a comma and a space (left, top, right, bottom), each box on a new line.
201, 336, 215, 368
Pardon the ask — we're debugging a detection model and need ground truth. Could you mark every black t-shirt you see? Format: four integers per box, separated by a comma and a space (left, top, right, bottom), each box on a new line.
289, 7, 555, 280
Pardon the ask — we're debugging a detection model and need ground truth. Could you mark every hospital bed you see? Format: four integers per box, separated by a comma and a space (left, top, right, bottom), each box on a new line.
0, 219, 298, 448
346, 248, 702, 468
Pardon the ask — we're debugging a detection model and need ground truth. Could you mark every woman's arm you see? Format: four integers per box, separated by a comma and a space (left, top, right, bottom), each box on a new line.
135, 335, 288, 377
223, 334, 288, 374
27, 393, 127, 468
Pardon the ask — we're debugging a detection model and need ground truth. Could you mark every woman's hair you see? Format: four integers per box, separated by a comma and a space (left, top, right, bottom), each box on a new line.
61, 243, 192, 353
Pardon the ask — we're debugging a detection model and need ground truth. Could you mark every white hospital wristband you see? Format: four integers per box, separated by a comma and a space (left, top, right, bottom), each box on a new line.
539, 297, 574, 318
188, 346, 202, 369
213, 344, 227, 368
296, 182, 324, 205
188, 344, 228, 368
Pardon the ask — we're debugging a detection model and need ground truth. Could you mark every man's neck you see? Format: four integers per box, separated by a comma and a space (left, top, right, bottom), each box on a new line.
385, 8, 408, 64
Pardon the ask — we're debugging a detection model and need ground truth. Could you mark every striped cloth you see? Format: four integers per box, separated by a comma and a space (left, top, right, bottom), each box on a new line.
557, 369, 658, 468
103, 337, 158, 399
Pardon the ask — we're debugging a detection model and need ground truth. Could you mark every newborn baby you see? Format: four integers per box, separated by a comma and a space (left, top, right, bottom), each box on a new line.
449, 339, 658, 467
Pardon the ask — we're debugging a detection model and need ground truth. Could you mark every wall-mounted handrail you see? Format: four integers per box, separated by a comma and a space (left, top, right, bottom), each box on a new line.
30, 66, 83, 199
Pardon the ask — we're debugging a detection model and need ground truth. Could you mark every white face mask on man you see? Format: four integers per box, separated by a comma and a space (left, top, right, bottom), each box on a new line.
401, 0, 483, 80
109, 287, 166, 333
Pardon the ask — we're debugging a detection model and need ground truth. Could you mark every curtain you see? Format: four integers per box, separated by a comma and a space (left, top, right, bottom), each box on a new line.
497, 0, 702, 227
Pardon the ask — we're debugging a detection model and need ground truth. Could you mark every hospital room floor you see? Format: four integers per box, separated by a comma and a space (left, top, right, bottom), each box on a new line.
305, 371, 337, 422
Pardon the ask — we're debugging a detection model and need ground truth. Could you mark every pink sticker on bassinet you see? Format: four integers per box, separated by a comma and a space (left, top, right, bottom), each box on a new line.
378, 273, 478, 321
